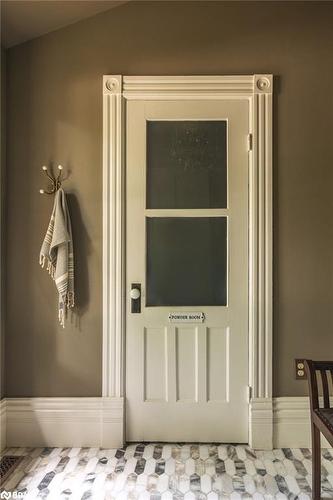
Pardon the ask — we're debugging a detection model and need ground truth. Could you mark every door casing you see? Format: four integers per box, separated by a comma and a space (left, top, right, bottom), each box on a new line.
102, 74, 273, 449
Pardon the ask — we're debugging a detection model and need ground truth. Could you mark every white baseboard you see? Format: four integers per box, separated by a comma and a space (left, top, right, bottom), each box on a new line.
0, 398, 6, 451
248, 396, 330, 449
0, 396, 329, 450
249, 398, 273, 450
5, 397, 124, 449
274, 397, 310, 448
273, 396, 330, 448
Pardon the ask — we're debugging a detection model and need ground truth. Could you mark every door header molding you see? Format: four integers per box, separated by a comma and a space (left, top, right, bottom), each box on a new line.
103, 74, 273, 97
102, 75, 273, 448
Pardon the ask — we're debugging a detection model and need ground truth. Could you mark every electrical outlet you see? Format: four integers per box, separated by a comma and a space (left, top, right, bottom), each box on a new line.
295, 359, 306, 380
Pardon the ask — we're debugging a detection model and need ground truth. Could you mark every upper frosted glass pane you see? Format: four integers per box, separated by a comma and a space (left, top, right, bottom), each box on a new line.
146, 121, 227, 209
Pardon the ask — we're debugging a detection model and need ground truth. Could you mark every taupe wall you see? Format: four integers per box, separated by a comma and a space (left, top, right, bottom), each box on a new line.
5, 1, 333, 398
0, 47, 5, 399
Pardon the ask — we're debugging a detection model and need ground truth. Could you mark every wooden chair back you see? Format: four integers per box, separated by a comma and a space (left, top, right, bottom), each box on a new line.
304, 360, 333, 411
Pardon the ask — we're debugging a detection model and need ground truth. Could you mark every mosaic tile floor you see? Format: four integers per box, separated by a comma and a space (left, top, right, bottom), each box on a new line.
1, 444, 333, 499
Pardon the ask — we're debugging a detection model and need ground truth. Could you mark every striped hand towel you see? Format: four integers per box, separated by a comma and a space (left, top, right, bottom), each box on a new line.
39, 188, 75, 327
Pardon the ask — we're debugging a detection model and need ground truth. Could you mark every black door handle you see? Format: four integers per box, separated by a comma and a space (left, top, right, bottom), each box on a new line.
130, 283, 141, 313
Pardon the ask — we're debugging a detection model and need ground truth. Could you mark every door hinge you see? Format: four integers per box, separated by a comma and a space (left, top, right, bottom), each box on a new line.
247, 134, 253, 152
247, 385, 252, 403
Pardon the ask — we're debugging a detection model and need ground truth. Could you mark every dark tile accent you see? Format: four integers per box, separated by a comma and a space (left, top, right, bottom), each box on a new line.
226, 445, 237, 460
115, 458, 126, 473
37, 471, 55, 490
81, 491, 92, 500
135, 444, 145, 457
135, 458, 146, 475
155, 459, 165, 476
293, 459, 307, 476
189, 473, 201, 492
275, 474, 289, 495
232, 475, 245, 493
234, 460, 246, 477
215, 459, 225, 475
61, 489, 72, 495
153, 445, 163, 460
55, 456, 70, 474
245, 448, 257, 459
282, 448, 294, 460
115, 449, 125, 459
300, 448, 312, 460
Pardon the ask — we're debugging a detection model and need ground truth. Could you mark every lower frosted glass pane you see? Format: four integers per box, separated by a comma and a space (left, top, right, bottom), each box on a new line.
146, 217, 227, 306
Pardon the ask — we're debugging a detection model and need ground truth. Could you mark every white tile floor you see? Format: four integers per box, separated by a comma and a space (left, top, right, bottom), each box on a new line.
1, 444, 333, 499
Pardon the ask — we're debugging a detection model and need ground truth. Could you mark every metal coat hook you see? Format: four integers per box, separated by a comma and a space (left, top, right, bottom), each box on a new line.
39, 165, 63, 194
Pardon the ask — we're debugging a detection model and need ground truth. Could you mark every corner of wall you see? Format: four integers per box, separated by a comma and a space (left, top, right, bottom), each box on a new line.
0, 45, 7, 405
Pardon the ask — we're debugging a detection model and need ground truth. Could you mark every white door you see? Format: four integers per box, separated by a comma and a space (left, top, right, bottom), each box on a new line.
126, 99, 249, 443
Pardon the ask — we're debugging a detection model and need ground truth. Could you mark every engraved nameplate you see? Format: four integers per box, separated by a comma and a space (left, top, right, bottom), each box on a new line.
168, 312, 205, 323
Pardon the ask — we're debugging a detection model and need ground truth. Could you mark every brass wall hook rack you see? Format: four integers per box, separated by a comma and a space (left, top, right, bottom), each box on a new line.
39, 165, 63, 194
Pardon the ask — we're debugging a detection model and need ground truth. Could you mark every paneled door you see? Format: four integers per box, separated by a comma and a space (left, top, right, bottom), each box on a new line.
126, 99, 249, 442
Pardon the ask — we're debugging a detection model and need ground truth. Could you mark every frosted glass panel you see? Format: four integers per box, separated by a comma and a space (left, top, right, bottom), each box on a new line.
146, 217, 227, 306
147, 121, 227, 209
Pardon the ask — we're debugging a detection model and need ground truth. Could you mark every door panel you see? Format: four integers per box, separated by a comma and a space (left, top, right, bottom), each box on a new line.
126, 100, 249, 442
175, 327, 198, 402
207, 327, 229, 402
144, 327, 168, 402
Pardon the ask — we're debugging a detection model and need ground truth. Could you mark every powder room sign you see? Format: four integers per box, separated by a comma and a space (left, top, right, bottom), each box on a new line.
168, 312, 205, 323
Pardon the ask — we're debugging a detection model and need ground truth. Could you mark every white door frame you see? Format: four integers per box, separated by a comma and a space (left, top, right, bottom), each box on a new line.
102, 75, 273, 449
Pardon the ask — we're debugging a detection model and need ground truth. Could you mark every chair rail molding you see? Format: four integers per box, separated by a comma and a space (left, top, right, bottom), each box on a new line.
102, 75, 273, 449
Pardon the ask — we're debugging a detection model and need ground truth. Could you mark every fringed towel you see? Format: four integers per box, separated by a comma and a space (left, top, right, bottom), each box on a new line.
39, 188, 74, 327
